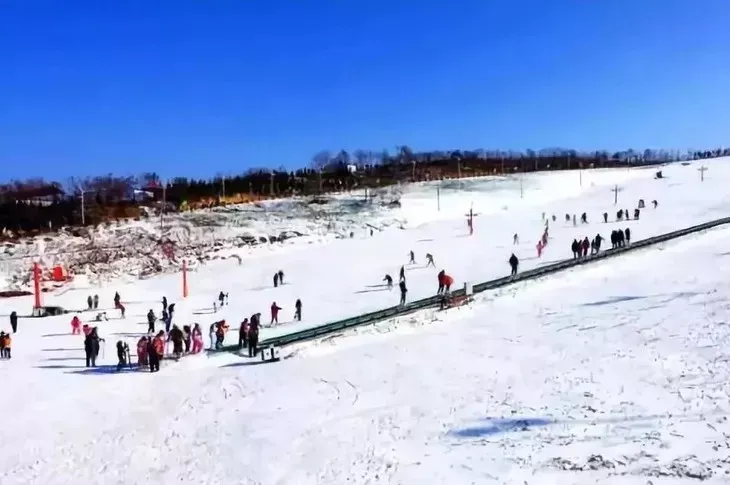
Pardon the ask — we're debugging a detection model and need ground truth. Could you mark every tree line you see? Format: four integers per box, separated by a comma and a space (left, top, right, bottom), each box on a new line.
0, 146, 727, 236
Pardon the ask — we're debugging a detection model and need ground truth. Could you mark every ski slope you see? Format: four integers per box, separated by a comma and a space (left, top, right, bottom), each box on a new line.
7, 159, 728, 343
1, 211, 730, 484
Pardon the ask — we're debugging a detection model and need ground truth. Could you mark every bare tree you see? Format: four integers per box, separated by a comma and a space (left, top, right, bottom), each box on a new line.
311, 150, 332, 171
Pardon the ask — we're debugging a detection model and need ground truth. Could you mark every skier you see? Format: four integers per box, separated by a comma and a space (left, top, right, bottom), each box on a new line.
191, 324, 203, 354
572, 214, 577, 226
84, 327, 103, 368
113, 291, 121, 309
147, 309, 157, 334
399, 280, 407, 306
294, 299, 302, 321
580, 213, 587, 224
513, 233, 519, 245
603, 212, 608, 223
437, 270, 446, 295
116, 340, 129, 371
273, 272, 279, 288
238, 319, 249, 350
633, 208, 640, 220
624, 227, 631, 245
218, 291, 225, 307
93, 294, 100, 310
137, 336, 149, 368
383, 274, 393, 289
70, 314, 81, 335
248, 314, 260, 358
168, 325, 184, 359
162, 296, 168, 312
278, 270, 285, 285
409, 250, 415, 264
582, 237, 590, 257
270, 302, 282, 325
509, 253, 519, 276
399, 265, 405, 282
87, 295, 93, 310
9, 311, 17, 334
536, 240, 544, 258
426, 253, 435, 267
652, 199, 658, 208
594, 234, 603, 253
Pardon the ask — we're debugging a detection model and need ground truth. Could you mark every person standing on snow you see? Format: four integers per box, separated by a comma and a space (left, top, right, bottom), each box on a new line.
87, 295, 93, 310
84, 327, 103, 367
147, 309, 157, 334
273, 272, 279, 288
409, 250, 415, 264
624, 227, 631, 245
148, 331, 164, 372
191, 324, 203, 354
168, 325, 184, 359
161, 309, 171, 333
70, 314, 81, 335
116, 340, 129, 371
509, 253, 519, 276
399, 265, 405, 282
93, 294, 100, 310
208, 323, 216, 350
247, 315, 260, 358
9, 311, 17, 334
162, 296, 168, 313
383, 274, 393, 289
399, 280, 408, 306
270, 302, 282, 325
294, 299, 302, 321
426, 253, 435, 267
137, 336, 149, 369
218, 291, 225, 307
238, 319, 249, 350
182, 325, 192, 354
278, 270, 285, 285
437, 270, 446, 295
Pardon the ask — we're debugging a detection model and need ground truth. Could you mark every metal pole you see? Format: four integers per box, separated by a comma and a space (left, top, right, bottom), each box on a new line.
222, 176, 226, 199
80, 190, 85, 226
160, 180, 166, 232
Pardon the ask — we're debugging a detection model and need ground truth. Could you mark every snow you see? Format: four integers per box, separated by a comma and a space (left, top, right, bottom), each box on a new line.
1, 159, 729, 484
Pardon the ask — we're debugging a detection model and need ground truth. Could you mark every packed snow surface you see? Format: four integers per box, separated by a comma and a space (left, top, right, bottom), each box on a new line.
0, 159, 729, 484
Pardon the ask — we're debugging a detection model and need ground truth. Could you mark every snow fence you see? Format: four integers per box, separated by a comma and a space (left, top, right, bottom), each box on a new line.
228, 215, 730, 351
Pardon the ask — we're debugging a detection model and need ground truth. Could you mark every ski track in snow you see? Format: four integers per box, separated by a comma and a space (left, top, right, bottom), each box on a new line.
1, 160, 730, 483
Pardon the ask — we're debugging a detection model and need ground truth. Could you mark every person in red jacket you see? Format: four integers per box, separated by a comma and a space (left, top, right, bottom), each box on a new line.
270, 302, 282, 325
70, 315, 82, 335
443, 274, 454, 293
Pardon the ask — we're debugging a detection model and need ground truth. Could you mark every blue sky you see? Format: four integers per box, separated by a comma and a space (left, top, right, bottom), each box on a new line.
1, 0, 729, 181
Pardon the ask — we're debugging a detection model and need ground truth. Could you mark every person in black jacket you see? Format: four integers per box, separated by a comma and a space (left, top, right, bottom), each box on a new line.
294, 299, 302, 321
84, 327, 103, 367
168, 325, 184, 359
509, 253, 519, 276
399, 280, 407, 305
147, 309, 156, 334
247, 313, 260, 358
9, 311, 17, 334
116, 340, 129, 371
624, 227, 631, 245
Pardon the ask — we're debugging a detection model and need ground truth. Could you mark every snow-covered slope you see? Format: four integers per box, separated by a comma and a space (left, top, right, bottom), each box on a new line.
1, 216, 729, 484
0, 160, 704, 291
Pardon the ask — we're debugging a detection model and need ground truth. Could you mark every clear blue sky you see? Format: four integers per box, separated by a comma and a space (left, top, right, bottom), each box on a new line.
1, 0, 729, 182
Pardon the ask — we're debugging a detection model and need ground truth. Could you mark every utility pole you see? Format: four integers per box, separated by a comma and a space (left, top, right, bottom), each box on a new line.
698, 165, 708, 182
611, 184, 621, 205
221, 176, 226, 199
79, 188, 86, 226
269, 171, 275, 196
160, 179, 166, 232
500, 155, 505, 175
